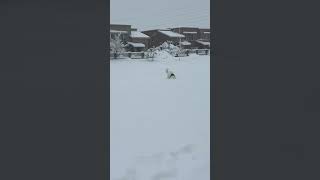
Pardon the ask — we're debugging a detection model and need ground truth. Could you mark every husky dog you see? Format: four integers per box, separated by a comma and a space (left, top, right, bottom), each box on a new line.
166, 68, 176, 79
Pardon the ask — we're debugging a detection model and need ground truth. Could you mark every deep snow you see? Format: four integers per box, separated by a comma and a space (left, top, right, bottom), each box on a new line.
110, 52, 210, 180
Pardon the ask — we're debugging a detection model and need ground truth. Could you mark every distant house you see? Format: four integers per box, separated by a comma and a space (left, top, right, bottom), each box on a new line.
179, 41, 192, 49
129, 31, 150, 51
171, 27, 199, 48
142, 29, 185, 48
125, 42, 146, 52
193, 40, 210, 49
196, 28, 210, 49
198, 28, 210, 41
170, 27, 211, 49
110, 24, 131, 44
110, 25, 210, 51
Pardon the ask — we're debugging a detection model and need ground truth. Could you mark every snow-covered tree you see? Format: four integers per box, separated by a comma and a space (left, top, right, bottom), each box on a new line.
145, 48, 157, 61
161, 41, 169, 49
110, 33, 125, 59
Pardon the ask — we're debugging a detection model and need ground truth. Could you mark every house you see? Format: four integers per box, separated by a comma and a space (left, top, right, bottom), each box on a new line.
110, 25, 151, 52
198, 28, 210, 41
125, 42, 146, 52
171, 27, 199, 48
110, 24, 131, 44
142, 29, 185, 48
129, 30, 150, 50
195, 28, 210, 49
193, 40, 210, 49
179, 41, 192, 49
170, 27, 211, 49
110, 25, 210, 51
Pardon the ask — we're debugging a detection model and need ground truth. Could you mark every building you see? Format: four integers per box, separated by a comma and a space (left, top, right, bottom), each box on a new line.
198, 28, 210, 41
110, 25, 211, 51
125, 42, 146, 52
171, 27, 199, 49
195, 28, 210, 49
128, 30, 150, 51
110, 25, 151, 51
110, 24, 131, 44
193, 40, 210, 49
171, 27, 211, 49
142, 29, 185, 48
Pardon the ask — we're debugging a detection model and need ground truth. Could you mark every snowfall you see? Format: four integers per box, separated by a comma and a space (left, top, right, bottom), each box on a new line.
110, 51, 210, 180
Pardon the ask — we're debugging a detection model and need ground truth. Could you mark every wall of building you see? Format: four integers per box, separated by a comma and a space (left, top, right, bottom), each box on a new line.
198, 28, 210, 41
111, 26, 211, 50
143, 30, 166, 48
171, 27, 199, 41
143, 30, 186, 48
130, 38, 150, 49
110, 24, 132, 43
171, 27, 209, 48
110, 24, 131, 34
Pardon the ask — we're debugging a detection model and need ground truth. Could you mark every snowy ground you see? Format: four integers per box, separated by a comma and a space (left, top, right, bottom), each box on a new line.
110, 51, 210, 180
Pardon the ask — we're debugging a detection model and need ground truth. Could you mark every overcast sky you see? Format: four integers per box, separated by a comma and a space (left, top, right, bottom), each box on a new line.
111, 0, 210, 31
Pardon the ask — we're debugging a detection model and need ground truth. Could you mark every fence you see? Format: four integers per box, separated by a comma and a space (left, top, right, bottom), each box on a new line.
110, 51, 156, 60
188, 49, 210, 55
110, 49, 210, 59
170, 49, 210, 57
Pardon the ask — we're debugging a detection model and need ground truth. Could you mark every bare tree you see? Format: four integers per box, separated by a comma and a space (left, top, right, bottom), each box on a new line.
110, 33, 125, 59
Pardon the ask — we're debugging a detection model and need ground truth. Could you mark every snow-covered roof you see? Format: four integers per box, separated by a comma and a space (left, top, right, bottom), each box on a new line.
158, 30, 185, 38
196, 40, 210, 46
126, 42, 145, 48
183, 31, 197, 34
130, 31, 150, 39
180, 41, 191, 46
110, 30, 128, 34
204, 32, 210, 34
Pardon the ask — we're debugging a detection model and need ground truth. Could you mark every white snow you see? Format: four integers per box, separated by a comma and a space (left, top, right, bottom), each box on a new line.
180, 41, 191, 46
111, 30, 129, 34
126, 42, 146, 48
111, 52, 210, 180
158, 30, 185, 38
196, 40, 210, 46
168, 44, 179, 50
160, 42, 169, 49
182, 31, 197, 34
130, 31, 150, 39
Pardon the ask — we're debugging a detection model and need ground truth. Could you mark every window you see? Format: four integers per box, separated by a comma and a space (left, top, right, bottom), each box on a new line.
186, 34, 194, 41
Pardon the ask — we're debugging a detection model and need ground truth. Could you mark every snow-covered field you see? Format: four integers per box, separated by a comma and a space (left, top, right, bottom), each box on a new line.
110, 51, 210, 180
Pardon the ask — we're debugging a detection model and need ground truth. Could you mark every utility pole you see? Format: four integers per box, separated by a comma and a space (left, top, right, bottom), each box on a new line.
179, 27, 182, 49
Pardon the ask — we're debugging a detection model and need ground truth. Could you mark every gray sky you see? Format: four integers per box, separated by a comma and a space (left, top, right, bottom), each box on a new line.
111, 0, 210, 31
